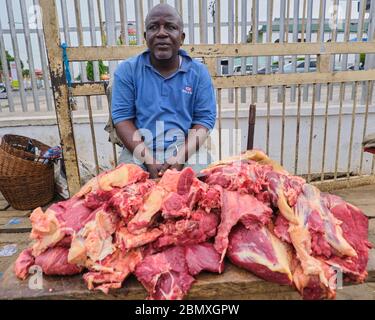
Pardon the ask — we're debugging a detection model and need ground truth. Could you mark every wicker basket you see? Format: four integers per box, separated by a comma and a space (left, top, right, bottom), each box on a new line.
0, 147, 52, 176
0, 134, 50, 161
0, 135, 55, 209
0, 170, 55, 210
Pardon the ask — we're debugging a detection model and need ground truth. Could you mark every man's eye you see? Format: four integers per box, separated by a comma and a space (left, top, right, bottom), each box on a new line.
148, 25, 157, 31
167, 25, 177, 30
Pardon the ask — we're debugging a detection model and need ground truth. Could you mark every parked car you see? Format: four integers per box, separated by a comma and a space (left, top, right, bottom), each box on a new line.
283, 60, 317, 73
0, 83, 7, 99
233, 64, 253, 75
257, 65, 279, 74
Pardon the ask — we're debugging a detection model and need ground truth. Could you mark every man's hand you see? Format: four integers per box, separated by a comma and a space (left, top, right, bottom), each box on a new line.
158, 157, 184, 177
146, 163, 164, 179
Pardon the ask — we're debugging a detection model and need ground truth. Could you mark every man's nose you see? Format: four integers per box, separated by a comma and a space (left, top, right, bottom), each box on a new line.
156, 26, 168, 37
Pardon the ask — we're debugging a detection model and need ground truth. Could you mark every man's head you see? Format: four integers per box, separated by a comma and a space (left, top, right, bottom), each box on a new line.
144, 4, 185, 61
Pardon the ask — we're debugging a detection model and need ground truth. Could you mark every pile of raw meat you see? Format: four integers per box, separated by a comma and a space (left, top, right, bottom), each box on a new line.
14, 150, 372, 300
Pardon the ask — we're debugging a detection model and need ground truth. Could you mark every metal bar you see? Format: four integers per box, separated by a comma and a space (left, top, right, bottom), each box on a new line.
218, 88, 222, 160
347, 81, 358, 179
203, 0, 209, 45
280, 85, 286, 166
134, 0, 144, 44
175, 0, 182, 15
148, 0, 154, 11
303, 0, 313, 102
321, 83, 331, 181
301, 0, 306, 43
316, 0, 326, 101
139, 0, 145, 41
188, 0, 195, 44
215, 0, 221, 74
285, 0, 290, 104
266, 0, 273, 74
60, 0, 75, 82
39, 0, 81, 195
278, 0, 286, 103
334, 82, 345, 180
215, 0, 221, 43
294, 84, 302, 175
355, 0, 366, 70
120, 0, 130, 45
341, 0, 352, 98
291, 0, 299, 102
235, 87, 239, 154
86, 96, 100, 175
372, 72, 375, 171
240, 0, 247, 103
119, 0, 126, 44
6, 0, 28, 111
199, 0, 208, 43
330, 0, 339, 101
266, 85, 271, 155
34, 0, 53, 111
361, 0, 375, 103
247, 104, 256, 150
0, 15, 14, 112
265, 0, 273, 103
360, 81, 372, 175
97, 0, 106, 45
74, 0, 88, 92
285, 0, 290, 43
105, 0, 117, 79
235, 0, 239, 44
228, 0, 235, 103
20, 0, 40, 112
307, 83, 316, 183
252, 0, 259, 102
88, 0, 103, 110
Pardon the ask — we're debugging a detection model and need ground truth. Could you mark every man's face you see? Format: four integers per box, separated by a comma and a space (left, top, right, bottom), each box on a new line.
144, 9, 185, 61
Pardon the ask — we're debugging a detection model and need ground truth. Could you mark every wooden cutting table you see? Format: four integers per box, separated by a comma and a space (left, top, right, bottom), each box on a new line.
0, 185, 375, 300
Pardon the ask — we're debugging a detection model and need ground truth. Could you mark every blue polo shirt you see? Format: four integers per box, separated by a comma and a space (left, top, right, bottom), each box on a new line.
111, 49, 216, 151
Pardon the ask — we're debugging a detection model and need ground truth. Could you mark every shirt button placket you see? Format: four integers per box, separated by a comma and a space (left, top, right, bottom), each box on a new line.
161, 80, 168, 97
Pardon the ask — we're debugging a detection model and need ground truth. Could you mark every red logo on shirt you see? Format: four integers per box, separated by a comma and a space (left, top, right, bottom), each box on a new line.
182, 86, 193, 95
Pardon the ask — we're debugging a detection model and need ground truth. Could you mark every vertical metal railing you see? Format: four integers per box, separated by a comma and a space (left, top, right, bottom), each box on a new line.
1, 0, 375, 193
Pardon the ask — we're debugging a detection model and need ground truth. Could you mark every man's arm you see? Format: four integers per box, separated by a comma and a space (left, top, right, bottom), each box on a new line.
159, 124, 209, 175
115, 120, 163, 178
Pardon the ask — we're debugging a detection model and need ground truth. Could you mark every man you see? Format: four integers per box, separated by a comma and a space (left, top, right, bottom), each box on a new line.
111, 4, 216, 178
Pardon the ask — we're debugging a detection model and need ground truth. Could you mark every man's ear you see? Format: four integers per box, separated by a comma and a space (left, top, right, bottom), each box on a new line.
181, 32, 185, 45
144, 31, 147, 42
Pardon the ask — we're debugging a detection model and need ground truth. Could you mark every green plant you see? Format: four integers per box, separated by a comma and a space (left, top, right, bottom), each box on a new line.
360, 53, 366, 66
0, 50, 24, 73
86, 60, 108, 81
22, 69, 30, 77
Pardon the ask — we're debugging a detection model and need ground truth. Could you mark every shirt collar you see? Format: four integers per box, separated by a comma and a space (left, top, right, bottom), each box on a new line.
143, 48, 192, 73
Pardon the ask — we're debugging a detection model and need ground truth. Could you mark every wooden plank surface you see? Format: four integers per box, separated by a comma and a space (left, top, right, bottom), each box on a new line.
66, 42, 375, 61
0, 210, 31, 219
72, 70, 375, 96
0, 262, 301, 300
1, 248, 375, 301
0, 217, 31, 233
